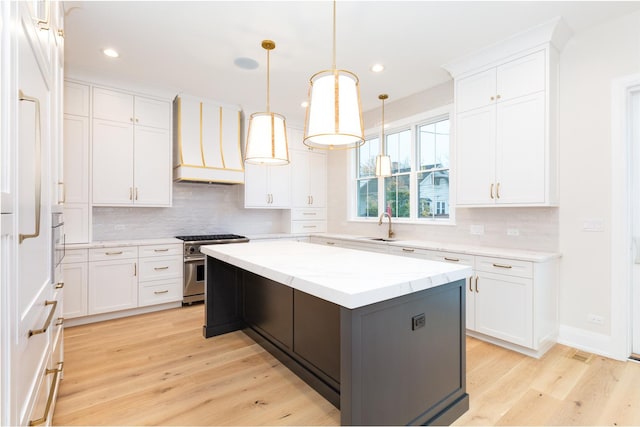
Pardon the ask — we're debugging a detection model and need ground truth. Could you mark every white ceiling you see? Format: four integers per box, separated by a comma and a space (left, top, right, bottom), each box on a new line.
64, 1, 640, 126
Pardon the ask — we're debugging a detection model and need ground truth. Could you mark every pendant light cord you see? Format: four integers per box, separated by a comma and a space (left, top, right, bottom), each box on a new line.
266, 47, 270, 113
332, 0, 336, 70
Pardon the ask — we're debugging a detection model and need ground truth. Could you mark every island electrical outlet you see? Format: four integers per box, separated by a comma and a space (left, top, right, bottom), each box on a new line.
412, 313, 426, 330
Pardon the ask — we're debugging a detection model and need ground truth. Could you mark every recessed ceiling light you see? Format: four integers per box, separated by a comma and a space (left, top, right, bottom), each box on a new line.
103, 48, 119, 58
371, 64, 385, 73
234, 57, 259, 70
301, 101, 309, 108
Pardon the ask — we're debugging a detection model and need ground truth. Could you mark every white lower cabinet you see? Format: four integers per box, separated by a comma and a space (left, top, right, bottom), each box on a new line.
88, 252, 138, 314
64, 243, 182, 322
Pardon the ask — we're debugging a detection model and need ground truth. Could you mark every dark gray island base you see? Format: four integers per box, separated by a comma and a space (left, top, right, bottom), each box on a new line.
204, 257, 469, 426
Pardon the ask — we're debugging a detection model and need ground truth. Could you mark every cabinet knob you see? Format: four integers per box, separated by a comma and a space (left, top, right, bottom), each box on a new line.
490, 96, 495, 101
130, 117, 134, 122
496, 94, 501, 100
135, 118, 139, 123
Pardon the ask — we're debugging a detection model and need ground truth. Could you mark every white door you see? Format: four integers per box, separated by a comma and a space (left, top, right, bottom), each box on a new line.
632, 90, 640, 357
92, 119, 134, 205
134, 126, 171, 206
244, 163, 269, 207
308, 151, 327, 207
63, 114, 89, 203
290, 150, 309, 207
268, 164, 292, 207
88, 259, 138, 314
62, 262, 88, 319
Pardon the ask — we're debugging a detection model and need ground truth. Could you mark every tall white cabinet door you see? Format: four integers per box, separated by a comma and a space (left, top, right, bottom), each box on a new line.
290, 150, 309, 208
268, 165, 292, 207
88, 259, 138, 314
308, 152, 327, 207
474, 272, 533, 348
134, 126, 171, 205
62, 262, 88, 318
455, 106, 496, 205
63, 115, 89, 204
495, 92, 546, 204
244, 164, 270, 207
92, 119, 134, 205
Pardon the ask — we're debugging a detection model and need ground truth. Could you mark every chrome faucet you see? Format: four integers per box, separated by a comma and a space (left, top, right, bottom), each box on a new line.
378, 212, 394, 239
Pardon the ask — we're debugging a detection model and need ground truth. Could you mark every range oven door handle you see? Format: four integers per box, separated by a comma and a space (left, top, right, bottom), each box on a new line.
184, 258, 205, 264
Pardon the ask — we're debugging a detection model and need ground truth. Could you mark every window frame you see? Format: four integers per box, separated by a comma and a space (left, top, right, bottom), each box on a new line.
349, 104, 455, 225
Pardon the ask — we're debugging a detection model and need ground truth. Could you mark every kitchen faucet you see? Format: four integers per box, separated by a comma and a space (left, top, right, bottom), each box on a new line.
378, 212, 394, 239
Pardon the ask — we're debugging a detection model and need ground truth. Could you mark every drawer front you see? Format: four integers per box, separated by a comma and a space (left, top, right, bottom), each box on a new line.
139, 244, 183, 258
431, 251, 475, 267
475, 256, 533, 278
291, 208, 327, 221
139, 256, 182, 281
139, 279, 182, 306
63, 248, 88, 264
291, 221, 327, 234
89, 246, 138, 261
388, 245, 433, 260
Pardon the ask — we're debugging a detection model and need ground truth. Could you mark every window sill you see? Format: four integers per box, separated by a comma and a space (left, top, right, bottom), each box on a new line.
348, 217, 456, 226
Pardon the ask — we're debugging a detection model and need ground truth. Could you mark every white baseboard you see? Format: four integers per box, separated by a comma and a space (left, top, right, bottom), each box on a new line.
557, 324, 626, 361
63, 301, 183, 328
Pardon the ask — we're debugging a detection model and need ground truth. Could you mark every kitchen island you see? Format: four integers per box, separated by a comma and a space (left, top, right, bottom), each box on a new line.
201, 240, 472, 426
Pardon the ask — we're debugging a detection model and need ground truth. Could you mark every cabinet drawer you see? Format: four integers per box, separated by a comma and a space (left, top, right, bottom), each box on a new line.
139, 244, 182, 258
431, 251, 474, 267
63, 248, 88, 264
139, 279, 182, 307
388, 245, 433, 260
291, 208, 326, 221
139, 256, 182, 281
475, 256, 532, 278
89, 246, 137, 261
291, 221, 327, 234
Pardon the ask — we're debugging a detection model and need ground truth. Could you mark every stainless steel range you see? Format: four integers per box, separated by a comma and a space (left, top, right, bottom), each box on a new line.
175, 234, 249, 304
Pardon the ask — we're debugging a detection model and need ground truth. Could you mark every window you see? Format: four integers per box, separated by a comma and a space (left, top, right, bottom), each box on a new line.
352, 106, 452, 222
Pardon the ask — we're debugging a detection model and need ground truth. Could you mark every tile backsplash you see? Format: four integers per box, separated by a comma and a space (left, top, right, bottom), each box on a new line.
92, 182, 284, 240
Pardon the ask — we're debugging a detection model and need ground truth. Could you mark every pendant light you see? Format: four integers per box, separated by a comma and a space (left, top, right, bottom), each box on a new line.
245, 40, 289, 165
375, 94, 392, 177
303, 0, 364, 150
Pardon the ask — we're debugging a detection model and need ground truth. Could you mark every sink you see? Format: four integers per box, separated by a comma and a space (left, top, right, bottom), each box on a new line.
365, 237, 397, 242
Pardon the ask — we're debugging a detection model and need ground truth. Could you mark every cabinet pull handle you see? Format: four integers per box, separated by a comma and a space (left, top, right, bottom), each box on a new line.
55, 317, 64, 326
154, 248, 169, 252
130, 117, 134, 122
154, 266, 169, 270
490, 183, 494, 199
105, 251, 123, 255
134, 263, 137, 276
402, 248, 415, 253
135, 118, 139, 123
28, 300, 58, 337
490, 96, 495, 101
34, 1, 50, 31
303, 212, 316, 216
57, 29, 64, 38
28, 363, 63, 426
475, 276, 479, 293
129, 187, 133, 200
54, 282, 64, 289
492, 263, 512, 269
496, 182, 501, 199
18, 90, 43, 244
135, 187, 139, 200
496, 94, 501, 100
326, 241, 335, 245
310, 195, 314, 205
468, 276, 473, 292
154, 290, 169, 295
444, 257, 460, 262
303, 225, 317, 229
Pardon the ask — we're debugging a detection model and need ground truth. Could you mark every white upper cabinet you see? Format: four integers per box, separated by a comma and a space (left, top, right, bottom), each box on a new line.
244, 162, 291, 208
445, 18, 569, 208
290, 149, 327, 209
91, 87, 172, 206
453, 48, 557, 207
64, 81, 90, 117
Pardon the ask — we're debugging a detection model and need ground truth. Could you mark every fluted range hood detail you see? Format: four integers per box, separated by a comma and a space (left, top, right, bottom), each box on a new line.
173, 94, 245, 184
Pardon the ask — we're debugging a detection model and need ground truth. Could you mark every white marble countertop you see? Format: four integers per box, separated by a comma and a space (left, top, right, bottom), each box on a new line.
201, 240, 472, 309
65, 238, 182, 250
316, 233, 560, 262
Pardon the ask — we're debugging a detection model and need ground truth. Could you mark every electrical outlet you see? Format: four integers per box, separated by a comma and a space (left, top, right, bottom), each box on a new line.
507, 228, 520, 236
583, 219, 604, 232
470, 225, 485, 235
588, 314, 604, 325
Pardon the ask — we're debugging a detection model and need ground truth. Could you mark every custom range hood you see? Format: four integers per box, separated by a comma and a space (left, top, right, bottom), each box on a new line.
173, 94, 245, 184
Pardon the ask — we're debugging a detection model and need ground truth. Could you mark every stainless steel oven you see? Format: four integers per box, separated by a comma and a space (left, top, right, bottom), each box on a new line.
175, 234, 249, 304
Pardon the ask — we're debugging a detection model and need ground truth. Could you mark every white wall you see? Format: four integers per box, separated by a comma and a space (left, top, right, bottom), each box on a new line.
557, 10, 640, 355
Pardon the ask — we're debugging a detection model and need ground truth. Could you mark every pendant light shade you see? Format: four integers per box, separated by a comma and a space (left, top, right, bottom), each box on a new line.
245, 40, 289, 165
375, 94, 392, 177
303, 1, 364, 150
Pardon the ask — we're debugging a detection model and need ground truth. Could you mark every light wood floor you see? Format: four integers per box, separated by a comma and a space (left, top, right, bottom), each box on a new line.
53, 305, 640, 426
